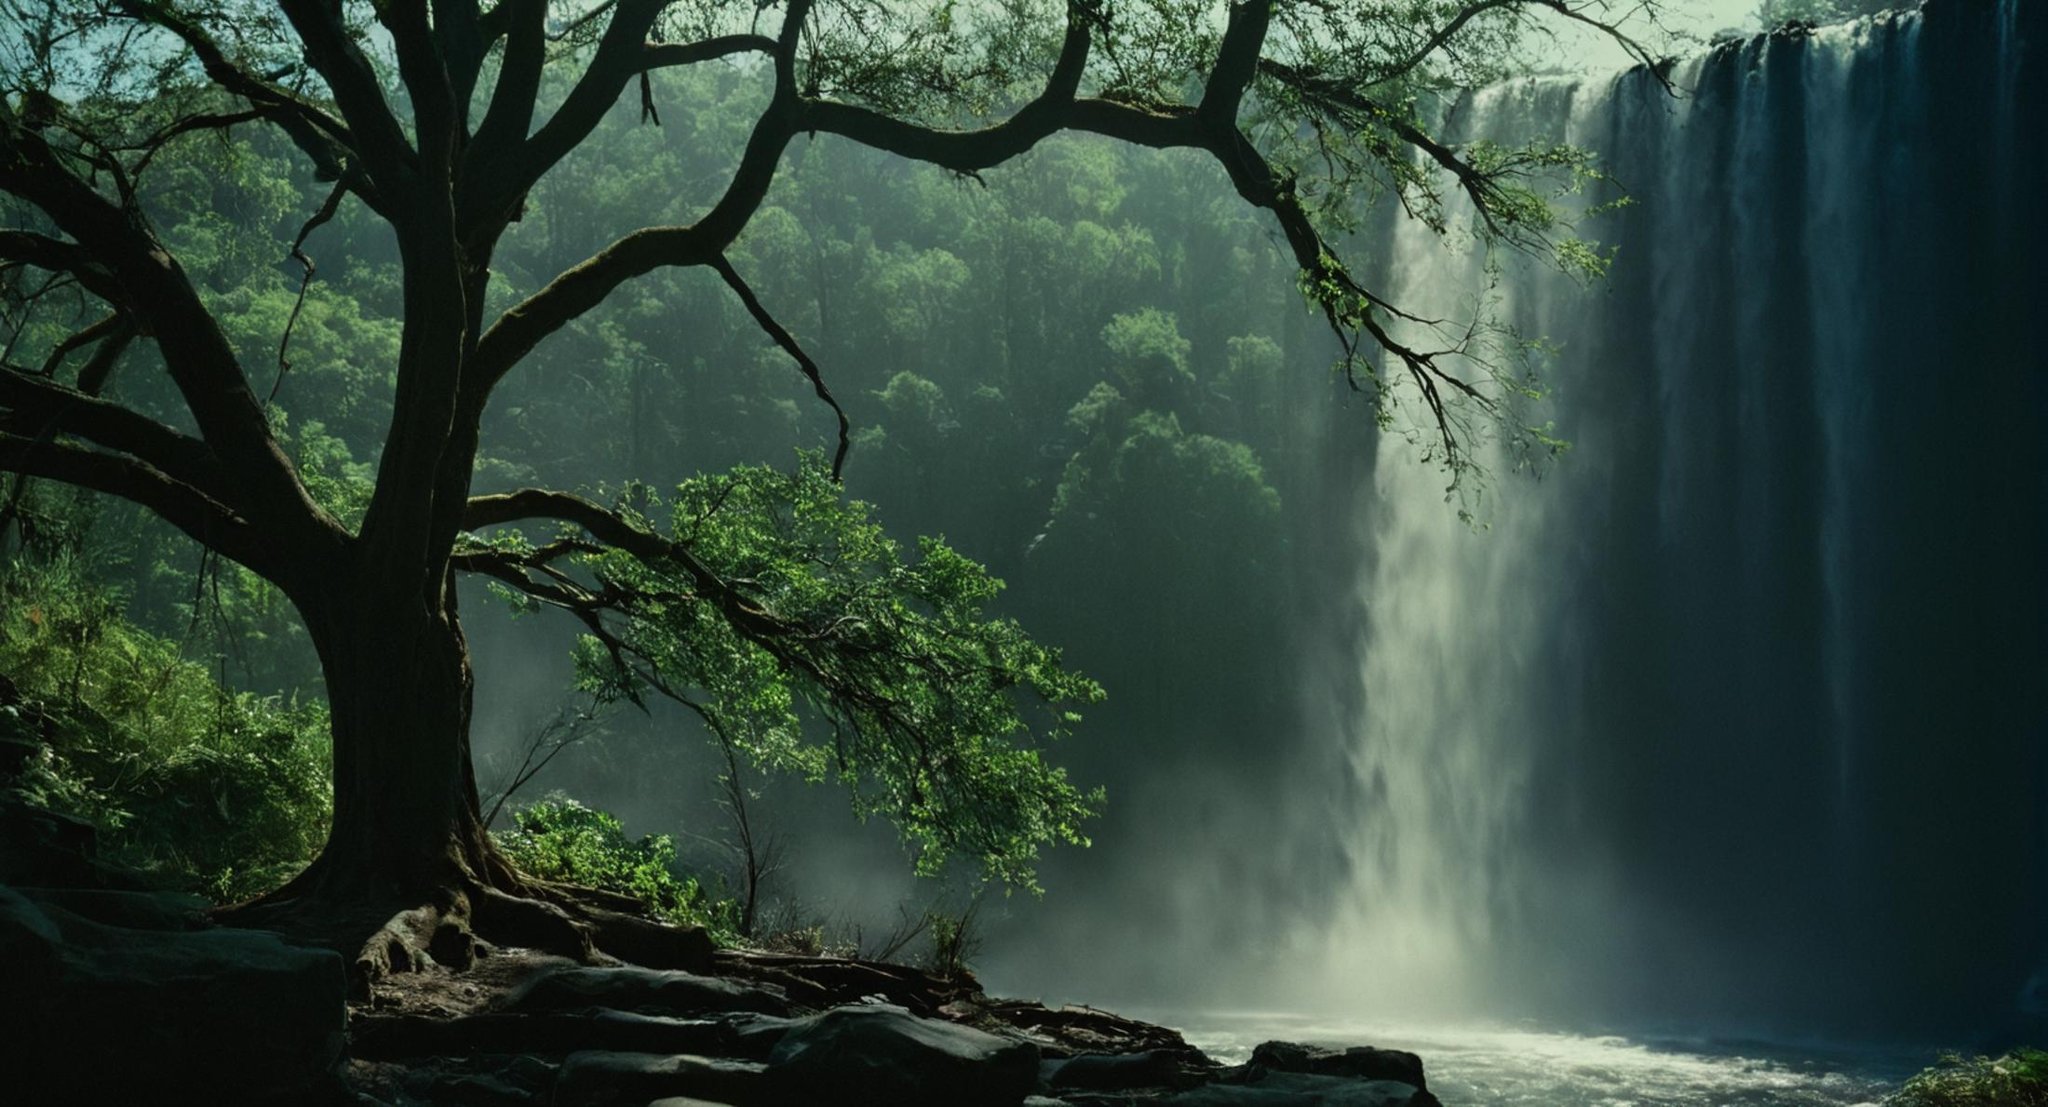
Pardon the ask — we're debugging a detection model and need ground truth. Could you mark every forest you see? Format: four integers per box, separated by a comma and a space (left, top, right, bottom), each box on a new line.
2, 0, 2043, 1103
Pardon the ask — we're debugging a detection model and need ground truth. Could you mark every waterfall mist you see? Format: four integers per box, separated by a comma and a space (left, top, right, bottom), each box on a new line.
1292, 0, 2045, 1040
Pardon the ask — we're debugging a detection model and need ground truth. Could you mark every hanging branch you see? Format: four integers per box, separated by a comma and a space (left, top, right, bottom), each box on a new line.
710, 254, 852, 481
270, 178, 349, 408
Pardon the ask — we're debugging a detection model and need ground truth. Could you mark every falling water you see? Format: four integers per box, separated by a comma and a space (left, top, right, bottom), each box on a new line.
1321, 0, 2047, 1039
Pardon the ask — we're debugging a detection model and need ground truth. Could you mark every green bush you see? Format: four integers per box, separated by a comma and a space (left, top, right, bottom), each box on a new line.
0, 556, 331, 902
494, 794, 741, 943
1889, 1049, 2048, 1107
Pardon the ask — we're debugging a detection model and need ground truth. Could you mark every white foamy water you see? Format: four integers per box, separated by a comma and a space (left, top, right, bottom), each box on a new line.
1161, 1013, 1917, 1106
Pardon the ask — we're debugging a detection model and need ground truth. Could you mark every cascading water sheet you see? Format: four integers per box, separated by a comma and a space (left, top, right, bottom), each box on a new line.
1319, 0, 2046, 1037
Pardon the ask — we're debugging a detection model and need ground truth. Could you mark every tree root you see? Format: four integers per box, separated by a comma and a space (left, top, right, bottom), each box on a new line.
214, 850, 715, 994
342, 881, 716, 997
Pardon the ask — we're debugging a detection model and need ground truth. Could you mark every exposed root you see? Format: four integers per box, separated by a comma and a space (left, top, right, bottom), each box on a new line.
357, 901, 458, 981
345, 883, 719, 999
212, 849, 715, 997
471, 885, 596, 964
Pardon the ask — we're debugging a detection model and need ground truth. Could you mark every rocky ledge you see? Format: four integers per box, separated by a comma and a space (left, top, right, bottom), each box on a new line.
1, 881, 1441, 1106
347, 953, 1442, 1106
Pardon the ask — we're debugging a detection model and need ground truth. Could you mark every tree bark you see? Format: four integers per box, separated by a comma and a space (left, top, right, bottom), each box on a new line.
298, 572, 500, 904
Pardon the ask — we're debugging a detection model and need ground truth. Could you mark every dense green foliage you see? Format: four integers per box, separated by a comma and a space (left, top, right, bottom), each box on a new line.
0, 544, 330, 902
494, 794, 741, 942
1888, 1050, 2048, 1107
504, 453, 1106, 891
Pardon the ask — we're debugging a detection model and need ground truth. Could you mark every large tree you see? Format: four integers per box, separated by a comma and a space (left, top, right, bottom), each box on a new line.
0, 0, 1651, 976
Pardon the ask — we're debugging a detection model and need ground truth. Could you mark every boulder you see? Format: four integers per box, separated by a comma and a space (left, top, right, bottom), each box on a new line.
504, 965, 789, 1017
552, 1050, 764, 1107
0, 885, 348, 1104
723, 1012, 798, 1059
1248, 1041, 1428, 1090
1043, 1048, 1206, 1092
0, 792, 102, 887
14, 885, 211, 930
763, 1003, 1040, 1106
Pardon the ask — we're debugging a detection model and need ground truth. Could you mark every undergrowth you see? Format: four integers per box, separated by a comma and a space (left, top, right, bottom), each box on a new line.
1889, 1049, 2048, 1107
493, 793, 743, 944
0, 555, 331, 902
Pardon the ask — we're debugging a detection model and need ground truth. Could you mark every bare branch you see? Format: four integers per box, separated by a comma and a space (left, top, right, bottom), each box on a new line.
110, 0, 368, 199
270, 178, 350, 407
275, 0, 419, 193
463, 4, 817, 401
0, 230, 124, 305
710, 255, 851, 480
35, 312, 123, 377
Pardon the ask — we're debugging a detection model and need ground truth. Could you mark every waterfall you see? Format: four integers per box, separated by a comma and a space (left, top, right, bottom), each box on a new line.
1321, 0, 2047, 1038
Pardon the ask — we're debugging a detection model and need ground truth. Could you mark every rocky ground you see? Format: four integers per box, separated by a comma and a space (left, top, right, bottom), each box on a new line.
2, 674, 1439, 1106
3, 877, 1443, 1106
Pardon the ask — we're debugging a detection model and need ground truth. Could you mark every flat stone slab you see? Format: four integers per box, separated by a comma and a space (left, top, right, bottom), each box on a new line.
503, 966, 789, 1017
1044, 1048, 1206, 1091
553, 1050, 765, 1107
352, 1009, 738, 1059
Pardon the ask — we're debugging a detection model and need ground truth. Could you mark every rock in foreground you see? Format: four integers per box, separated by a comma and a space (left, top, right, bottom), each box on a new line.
0, 885, 347, 1103
765, 1002, 1042, 1106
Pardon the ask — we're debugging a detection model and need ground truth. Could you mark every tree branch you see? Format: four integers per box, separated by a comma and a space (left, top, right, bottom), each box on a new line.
462, 488, 791, 643
0, 431, 264, 567
1200, 0, 1272, 127
276, 0, 419, 193
710, 255, 851, 480
460, 0, 666, 244
111, 0, 369, 201
0, 365, 231, 498
462, 3, 816, 401
38, 313, 126, 378
0, 107, 324, 527
0, 230, 125, 306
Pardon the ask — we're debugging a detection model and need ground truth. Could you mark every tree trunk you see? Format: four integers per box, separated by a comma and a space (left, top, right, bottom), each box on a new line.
302, 573, 501, 904
228, 562, 711, 985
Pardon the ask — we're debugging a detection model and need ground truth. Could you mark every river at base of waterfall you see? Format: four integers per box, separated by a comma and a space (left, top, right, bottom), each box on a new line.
1147, 1011, 1928, 1106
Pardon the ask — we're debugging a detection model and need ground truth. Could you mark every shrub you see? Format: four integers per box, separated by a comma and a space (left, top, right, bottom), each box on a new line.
1889, 1049, 2048, 1107
494, 794, 741, 943
0, 556, 332, 902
